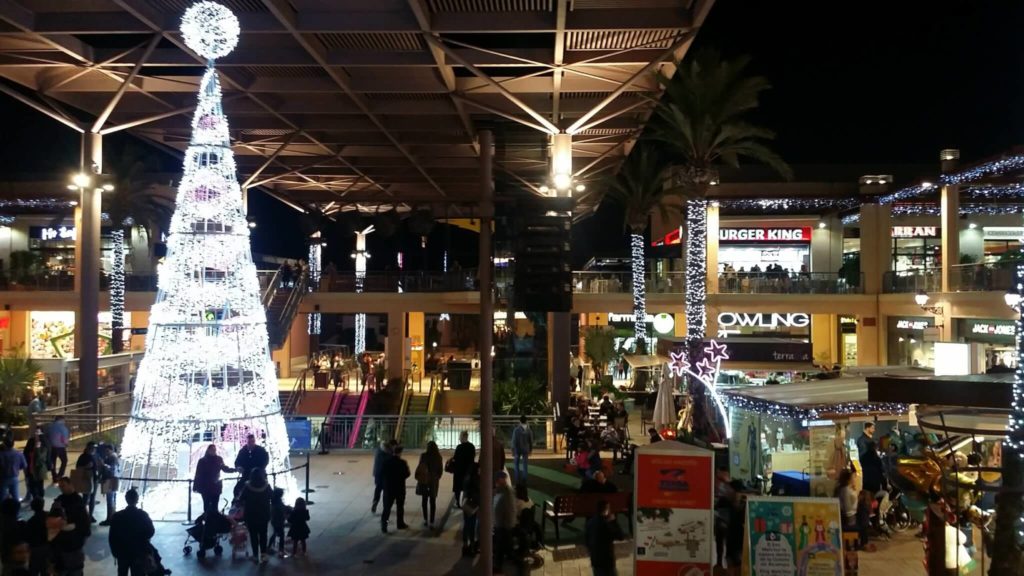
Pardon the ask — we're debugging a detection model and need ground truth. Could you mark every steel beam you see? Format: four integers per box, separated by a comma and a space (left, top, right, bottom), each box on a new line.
91, 33, 160, 133
242, 131, 299, 188
0, 80, 83, 132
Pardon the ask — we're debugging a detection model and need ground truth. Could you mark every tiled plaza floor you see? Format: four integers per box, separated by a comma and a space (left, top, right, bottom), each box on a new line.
17, 449, 927, 575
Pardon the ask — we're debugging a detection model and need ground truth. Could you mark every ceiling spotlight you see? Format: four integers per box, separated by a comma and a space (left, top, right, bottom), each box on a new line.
538, 185, 549, 194
709, 179, 720, 186
71, 173, 91, 188
66, 184, 77, 191
553, 172, 572, 191
710, 200, 720, 208
921, 181, 934, 189
247, 221, 257, 229
968, 222, 977, 230
818, 221, 827, 229
102, 183, 115, 192
575, 183, 586, 192
69, 200, 78, 206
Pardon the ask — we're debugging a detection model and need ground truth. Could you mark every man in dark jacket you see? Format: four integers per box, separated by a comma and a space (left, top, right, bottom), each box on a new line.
234, 434, 270, 483
371, 439, 395, 514
585, 500, 624, 576
380, 445, 410, 533
54, 477, 90, 542
580, 470, 618, 494
108, 488, 155, 576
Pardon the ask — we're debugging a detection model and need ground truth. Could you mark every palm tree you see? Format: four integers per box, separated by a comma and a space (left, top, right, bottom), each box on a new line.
651, 49, 791, 439
600, 143, 677, 353
105, 148, 173, 353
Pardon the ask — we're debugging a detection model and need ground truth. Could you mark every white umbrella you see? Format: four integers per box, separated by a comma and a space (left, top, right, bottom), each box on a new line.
652, 375, 677, 430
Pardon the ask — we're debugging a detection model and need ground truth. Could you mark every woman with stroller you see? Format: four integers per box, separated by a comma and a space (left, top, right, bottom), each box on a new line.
194, 444, 236, 515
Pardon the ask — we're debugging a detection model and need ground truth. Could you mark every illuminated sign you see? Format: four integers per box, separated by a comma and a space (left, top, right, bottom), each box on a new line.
719, 227, 811, 243
653, 313, 675, 334
717, 312, 810, 329
608, 312, 656, 323
970, 322, 1015, 337
37, 226, 76, 241
652, 227, 682, 247
895, 319, 930, 330
983, 227, 1024, 240
891, 226, 937, 238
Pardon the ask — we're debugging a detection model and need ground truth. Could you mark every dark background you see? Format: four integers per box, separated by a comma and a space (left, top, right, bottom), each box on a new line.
0, 1, 1020, 264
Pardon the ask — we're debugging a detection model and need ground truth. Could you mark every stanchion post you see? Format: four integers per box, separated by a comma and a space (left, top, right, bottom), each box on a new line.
182, 479, 193, 525
304, 451, 315, 505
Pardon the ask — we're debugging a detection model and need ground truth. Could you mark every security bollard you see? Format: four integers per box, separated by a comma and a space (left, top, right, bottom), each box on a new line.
303, 451, 315, 505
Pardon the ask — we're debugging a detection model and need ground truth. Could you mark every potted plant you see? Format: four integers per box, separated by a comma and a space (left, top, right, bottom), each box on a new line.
0, 346, 42, 441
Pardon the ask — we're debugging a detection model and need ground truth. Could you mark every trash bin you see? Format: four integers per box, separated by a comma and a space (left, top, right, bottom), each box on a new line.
448, 361, 472, 390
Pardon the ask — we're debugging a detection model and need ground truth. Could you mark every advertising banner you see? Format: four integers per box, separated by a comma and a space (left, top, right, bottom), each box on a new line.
634, 442, 715, 576
745, 496, 844, 576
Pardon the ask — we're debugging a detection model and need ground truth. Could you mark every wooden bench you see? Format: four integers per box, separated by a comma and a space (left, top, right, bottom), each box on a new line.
541, 491, 633, 544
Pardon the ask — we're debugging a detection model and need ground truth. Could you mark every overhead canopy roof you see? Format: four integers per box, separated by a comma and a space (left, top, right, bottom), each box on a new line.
0, 0, 711, 214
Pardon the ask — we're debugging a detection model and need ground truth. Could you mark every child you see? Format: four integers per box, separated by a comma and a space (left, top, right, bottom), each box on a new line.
268, 487, 289, 558
288, 498, 310, 556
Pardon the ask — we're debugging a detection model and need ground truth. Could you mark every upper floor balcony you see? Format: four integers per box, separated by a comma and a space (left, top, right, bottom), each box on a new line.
884, 262, 1018, 293
573, 270, 862, 295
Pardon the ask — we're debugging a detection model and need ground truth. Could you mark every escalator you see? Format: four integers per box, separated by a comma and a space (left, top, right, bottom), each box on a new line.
396, 378, 439, 448
260, 268, 308, 350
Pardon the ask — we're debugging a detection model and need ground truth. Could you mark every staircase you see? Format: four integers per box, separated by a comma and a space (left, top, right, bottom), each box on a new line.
261, 268, 308, 350
337, 391, 362, 415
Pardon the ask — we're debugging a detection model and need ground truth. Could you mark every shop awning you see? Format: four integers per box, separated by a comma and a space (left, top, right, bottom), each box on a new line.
725, 371, 910, 418
867, 371, 1013, 409
623, 354, 669, 369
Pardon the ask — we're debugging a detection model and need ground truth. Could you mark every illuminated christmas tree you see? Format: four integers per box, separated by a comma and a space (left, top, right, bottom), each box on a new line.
119, 1, 295, 513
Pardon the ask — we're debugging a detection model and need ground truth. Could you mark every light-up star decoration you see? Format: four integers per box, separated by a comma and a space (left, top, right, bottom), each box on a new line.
667, 340, 733, 439
668, 350, 689, 377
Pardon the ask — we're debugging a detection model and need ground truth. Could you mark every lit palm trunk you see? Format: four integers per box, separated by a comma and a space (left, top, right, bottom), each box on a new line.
630, 232, 647, 351
685, 198, 707, 346
110, 228, 125, 354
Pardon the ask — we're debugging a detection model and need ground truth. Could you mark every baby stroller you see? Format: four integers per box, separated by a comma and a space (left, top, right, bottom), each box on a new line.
183, 510, 232, 558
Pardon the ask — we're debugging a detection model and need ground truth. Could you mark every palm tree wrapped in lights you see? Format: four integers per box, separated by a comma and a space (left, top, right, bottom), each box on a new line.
652, 50, 791, 439
993, 284, 1024, 572
600, 144, 676, 354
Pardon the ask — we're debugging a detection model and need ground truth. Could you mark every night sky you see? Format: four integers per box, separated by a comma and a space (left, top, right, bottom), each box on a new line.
0, 1, 1022, 264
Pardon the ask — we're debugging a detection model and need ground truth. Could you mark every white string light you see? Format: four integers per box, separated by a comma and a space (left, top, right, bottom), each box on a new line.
307, 242, 321, 335
109, 229, 126, 350
119, 2, 295, 516
352, 226, 373, 355
685, 199, 707, 345
630, 233, 647, 349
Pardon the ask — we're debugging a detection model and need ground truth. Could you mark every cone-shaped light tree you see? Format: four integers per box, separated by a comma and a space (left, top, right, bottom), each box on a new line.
118, 1, 296, 513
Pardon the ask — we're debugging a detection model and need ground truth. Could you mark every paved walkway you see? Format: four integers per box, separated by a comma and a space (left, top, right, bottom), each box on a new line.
13, 449, 926, 575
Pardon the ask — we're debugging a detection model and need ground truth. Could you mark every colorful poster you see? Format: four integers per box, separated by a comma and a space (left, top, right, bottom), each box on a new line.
730, 408, 762, 484
634, 442, 714, 576
746, 496, 843, 576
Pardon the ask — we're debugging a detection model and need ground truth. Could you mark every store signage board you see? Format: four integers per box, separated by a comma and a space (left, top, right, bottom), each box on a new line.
608, 312, 657, 324
718, 312, 810, 329
895, 319, 930, 331
744, 496, 845, 576
982, 226, 1024, 240
934, 342, 970, 376
717, 340, 812, 363
970, 322, 1015, 337
634, 441, 714, 576
719, 227, 812, 243
31, 225, 77, 241
891, 225, 938, 238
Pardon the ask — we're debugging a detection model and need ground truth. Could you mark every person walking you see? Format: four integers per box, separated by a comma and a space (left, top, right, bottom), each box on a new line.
371, 440, 395, 513
451, 431, 475, 506
0, 440, 26, 505
585, 500, 624, 576
240, 468, 273, 563
493, 470, 517, 573
72, 442, 97, 522
415, 441, 443, 529
460, 462, 480, 557
107, 488, 155, 576
193, 444, 235, 515
380, 445, 410, 533
23, 437, 48, 501
47, 416, 70, 483
97, 445, 120, 526
26, 394, 44, 434
511, 415, 533, 485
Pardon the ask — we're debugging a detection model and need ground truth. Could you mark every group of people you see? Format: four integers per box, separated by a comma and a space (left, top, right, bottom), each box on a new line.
566, 395, 631, 468
192, 433, 311, 564
832, 421, 893, 552
719, 263, 830, 294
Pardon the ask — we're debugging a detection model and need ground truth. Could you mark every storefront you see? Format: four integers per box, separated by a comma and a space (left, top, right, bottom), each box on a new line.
715, 312, 813, 381
887, 316, 935, 367
718, 226, 811, 274
956, 318, 1017, 370
27, 223, 123, 275
981, 226, 1022, 262
891, 225, 941, 272
840, 315, 857, 367
29, 310, 131, 359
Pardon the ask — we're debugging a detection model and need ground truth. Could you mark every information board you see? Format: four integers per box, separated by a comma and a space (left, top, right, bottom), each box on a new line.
745, 496, 844, 576
634, 442, 715, 576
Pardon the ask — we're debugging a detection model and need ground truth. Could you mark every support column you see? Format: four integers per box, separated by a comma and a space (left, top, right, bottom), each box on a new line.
940, 149, 960, 294
77, 132, 101, 408
940, 185, 960, 293
811, 216, 843, 274
386, 311, 407, 381
477, 129, 495, 576
706, 202, 719, 295
859, 203, 892, 295
548, 312, 570, 418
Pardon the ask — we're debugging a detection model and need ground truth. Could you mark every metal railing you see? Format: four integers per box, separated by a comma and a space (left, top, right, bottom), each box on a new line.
883, 270, 943, 293
319, 269, 478, 293
718, 272, 863, 294
948, 261, 1018, 292
282, 370, 307, 416
267, 271, 307, 349
572, 271, 686, 294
